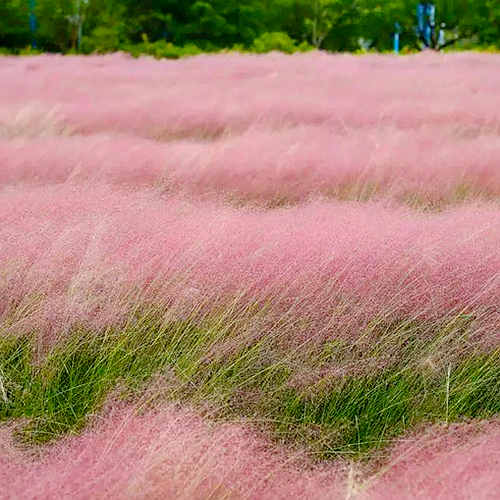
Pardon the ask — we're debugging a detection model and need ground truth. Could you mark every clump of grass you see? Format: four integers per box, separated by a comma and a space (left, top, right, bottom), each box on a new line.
0, 401, 349, 500
1, 310, 499, 461
4, 185, 500, 348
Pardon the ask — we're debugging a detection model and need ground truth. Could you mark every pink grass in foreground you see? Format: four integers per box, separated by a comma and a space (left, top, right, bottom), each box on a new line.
359, 421, 500, 500
2, 185, 500, 342
1, 406, 499, 500
0, 405, 344, 500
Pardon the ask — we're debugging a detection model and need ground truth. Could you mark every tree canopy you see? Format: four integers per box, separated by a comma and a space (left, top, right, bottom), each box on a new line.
0, 0, 499, 54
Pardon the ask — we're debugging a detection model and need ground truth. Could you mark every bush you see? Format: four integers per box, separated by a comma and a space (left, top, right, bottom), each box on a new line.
17, 46, 43, 55
182, 42, 204, 57
297, 41, 315, 52
122, 37, 204, 59
0, 46, 43, 56
251, 32, 312, 54
81, 26, 123, 54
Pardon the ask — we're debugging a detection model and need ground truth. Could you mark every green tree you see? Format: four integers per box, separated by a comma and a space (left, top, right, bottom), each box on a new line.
0, 0, 30, 48
304, 0, 360, 49
0, 0, 498, 54
35, 0, 79, 51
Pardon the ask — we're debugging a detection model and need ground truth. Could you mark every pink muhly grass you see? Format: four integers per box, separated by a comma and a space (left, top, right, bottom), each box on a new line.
2, 53, 500, 204
359, 421, 500, 500
1, 51, 500, 500
0, 404, 344, 500
1, 52, 500, 139
2, 406, 500, 500
2, 184, 500, 344
2, 126, 500, 204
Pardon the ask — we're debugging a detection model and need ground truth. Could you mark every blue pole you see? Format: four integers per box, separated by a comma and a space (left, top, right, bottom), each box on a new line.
417, 3, 425, 43
29, 0, 37, 49
394, 23, 401, 55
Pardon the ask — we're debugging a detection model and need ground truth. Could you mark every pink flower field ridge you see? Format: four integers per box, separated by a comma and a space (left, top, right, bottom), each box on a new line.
2, 185, 500, 341
1, 52, 500, 204
1, 406, 500, 500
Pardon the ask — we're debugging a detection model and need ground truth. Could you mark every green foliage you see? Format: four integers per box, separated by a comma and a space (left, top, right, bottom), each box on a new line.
124, 37, 203, 59
81, 0, 127, 53
251, 31, 312, 54
2, 313, 500, 459
0, 0, 498, 55
34, 0, 75, 51
82, 26, 123, 53
304, 0, 359, 49
17, 46, 44, 55
0, 319, 195, 440
0, 0, 30, 48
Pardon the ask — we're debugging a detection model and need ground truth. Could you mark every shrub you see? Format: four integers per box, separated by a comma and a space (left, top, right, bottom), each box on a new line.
251, 32, 311, 54
122, 39, 203, 59
81, 27, 123, 54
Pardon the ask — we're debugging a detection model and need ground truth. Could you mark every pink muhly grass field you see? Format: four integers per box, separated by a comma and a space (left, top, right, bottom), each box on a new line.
2, 52, 500, 137
2, 126, 500, 204
1, 405, 499, 500
2, 52, 500, 499
1, 52, 500, 204
360, 420, 500, 500
0, 404, 344, 500
2, 184, 500, 342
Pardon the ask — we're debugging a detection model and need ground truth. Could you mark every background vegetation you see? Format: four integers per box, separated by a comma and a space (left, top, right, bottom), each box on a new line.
0, 0, 499, 56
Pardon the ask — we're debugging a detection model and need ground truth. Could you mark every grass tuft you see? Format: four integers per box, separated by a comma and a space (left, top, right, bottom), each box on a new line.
1, 313, 500, 459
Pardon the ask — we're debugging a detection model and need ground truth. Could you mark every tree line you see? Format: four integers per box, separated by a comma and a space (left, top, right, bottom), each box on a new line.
0, 0, 499, 55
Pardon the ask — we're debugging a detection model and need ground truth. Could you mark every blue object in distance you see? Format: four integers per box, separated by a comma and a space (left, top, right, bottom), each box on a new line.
29, 0, 38, 49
